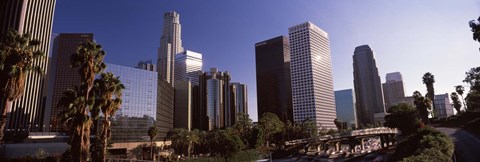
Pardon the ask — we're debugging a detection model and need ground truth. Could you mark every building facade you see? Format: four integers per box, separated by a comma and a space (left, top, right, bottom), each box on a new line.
158, 11, 183, 85
175, 50, 202, 85
174, 80, 192, 130
44, 33, 93, 132
102, 63, 157, 142
382, 72, 405, 110
334, 89, 357, 127
137, 60, 156, 72
255, 36, 293, 122
0, 0, 56, 132
289, 22, 336, 129
157, 78, 174, 138
230, 82, 248, 125
434, 93, 454, 119
353, 45, 386, 126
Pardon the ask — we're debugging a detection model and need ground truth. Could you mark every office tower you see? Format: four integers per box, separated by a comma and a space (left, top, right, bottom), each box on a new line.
137, 60, 156, 72
255, 36, 293, 122
44, 33, 93, 132
157, 78, 174, 138
0, 0, 56, 131
334, 89, 357, 127
158, 11, 183, 85
434, 93, 454, 119
174, 80, 192, 130
197, 68, 231, 130
353, 45, 386, 126
175, 50, 203, 85
230, 82, 248, 125
288, 22, 336, 129
102, 63, 157, 142
382, 72, 406, 110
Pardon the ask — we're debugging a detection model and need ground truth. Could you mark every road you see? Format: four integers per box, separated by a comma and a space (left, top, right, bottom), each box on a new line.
437, 127, 480, 162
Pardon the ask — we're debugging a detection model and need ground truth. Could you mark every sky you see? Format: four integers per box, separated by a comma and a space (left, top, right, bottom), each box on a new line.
53, 0, 480, 121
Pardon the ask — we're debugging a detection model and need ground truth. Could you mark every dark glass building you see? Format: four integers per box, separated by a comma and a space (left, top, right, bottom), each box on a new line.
157, 77, 174, 138
45, 33, 93, 132
255, 36, 293, 122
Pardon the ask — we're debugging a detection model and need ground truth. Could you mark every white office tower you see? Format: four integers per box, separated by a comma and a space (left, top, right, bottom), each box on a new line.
158, 11, 183, 84
175, 50, 203, 85
288, 22, 337, 129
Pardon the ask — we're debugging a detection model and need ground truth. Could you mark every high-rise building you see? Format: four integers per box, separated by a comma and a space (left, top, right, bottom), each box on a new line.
434, 93, 454, 119
102, 63, 157, 142
289, 22, 336, 129
44, 33, 93, 132
382, 72, 406, 110
353, 45, 386, 126
255, 36, 293, 122
137, 60, 156, 72
175, 50, 202, 85
334, 89, 357, 127
174, 80, 192, 130
230, 82, 248, 125
157, 78, 174, 138
0, 0, 56, 132
196, 68, 231, 130
158, 11, 183, 85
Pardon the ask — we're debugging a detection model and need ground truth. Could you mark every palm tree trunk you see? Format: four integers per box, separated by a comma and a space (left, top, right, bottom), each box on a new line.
100, 115, 110, 162
460, 94, 467, 111
150, 139, 154, 161
0, 100, 11, 142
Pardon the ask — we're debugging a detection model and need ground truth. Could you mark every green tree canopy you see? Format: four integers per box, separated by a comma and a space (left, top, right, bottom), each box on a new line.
384, 103, 422, 136
451, 92, 462, 113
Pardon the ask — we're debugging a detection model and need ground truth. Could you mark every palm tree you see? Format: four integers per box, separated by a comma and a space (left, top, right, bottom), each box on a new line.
186, 130, 200, 158
68, 41, 106, 162
413, 91, 431, 125
91, 72, 124, 162
422, 72, 436, 118
0, 29, 44, 142
455, 85, 467, 111
451, 92, 462, 113
148, 126, 158, 160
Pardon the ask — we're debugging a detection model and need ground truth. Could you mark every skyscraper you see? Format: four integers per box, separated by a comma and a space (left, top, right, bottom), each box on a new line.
197, 68, 231, 130
174, 80, 192, 130
45, 33, 93, 132
175, 50, 202, 85
230, 82, 248, 125
334, 89, 357, 127
382, 72, 405, 110
255, 36, 293, 122
137, 60, 156, 72
289, 22, 336, 129
0, 0, 56, 131
353, 45, 386, 126
158, 11, 183, 85
157, 78, 174, 138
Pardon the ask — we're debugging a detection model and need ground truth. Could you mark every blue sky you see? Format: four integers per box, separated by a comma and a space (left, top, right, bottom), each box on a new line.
53, 0, 480, 121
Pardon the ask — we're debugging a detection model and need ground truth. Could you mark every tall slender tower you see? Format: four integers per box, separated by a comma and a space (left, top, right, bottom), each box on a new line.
289, 22, 336, 129
353, 45, 386, 126
0, 0, 56, 132
158, 11, 183, 85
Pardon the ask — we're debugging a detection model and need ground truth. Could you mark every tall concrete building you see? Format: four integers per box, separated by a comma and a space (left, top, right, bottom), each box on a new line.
334, 89, 357, 127
0, 0, 56, 132
137, 60, 156, 72
175, 50, 202, 85
174, 80, 192, 130
45, 33, 93, 132
353, 45, 386, 126
196, 68, 231, 130
255, 36, 293, 122
230, 82, 248, 125
288, 22, 336, 129
158, 11, 183, 85
382, 72, 405, 110
434, 93, 454, 119
103, 63, 157, 142
157, 78, 174, 138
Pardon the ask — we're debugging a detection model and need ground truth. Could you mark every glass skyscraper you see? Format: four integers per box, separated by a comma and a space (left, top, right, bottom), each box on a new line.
175, 50, 203, 85
334, 89, 357, 127
289, 22, 336, 129
103, 63, 157, 142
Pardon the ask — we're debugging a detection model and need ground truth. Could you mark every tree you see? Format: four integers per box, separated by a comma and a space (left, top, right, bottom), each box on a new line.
413, 91, 431, 125
148, 126, 157, 160
0, 29, 44, 142
450, 92, 462, 113
469, 17, 480, 51
186, 130, 199, 158
463, 67, 480, 111
210, 128, 244, 162
384, 103, 422, 136
170, 128, 188, 155
422, 72, 436, 118
258, 112, 284, 147
334, 118, 343, 131
232, 112, 253, 147
91, 72, 124, 162
455, 85, 467, 110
